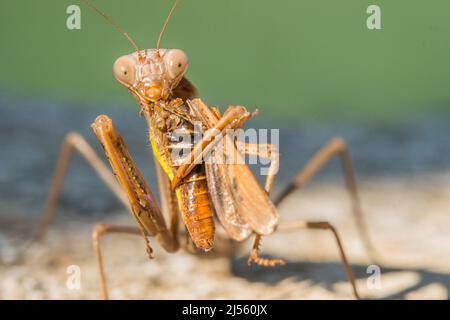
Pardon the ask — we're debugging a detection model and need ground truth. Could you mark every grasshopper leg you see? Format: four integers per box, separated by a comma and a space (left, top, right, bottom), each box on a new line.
236, 141, 279, 192
234, 142, 286, 267
273, 137, 377, 262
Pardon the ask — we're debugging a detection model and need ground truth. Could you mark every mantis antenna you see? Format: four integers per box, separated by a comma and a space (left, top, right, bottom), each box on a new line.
80, 0, 142, 55
156, 0, 181, 50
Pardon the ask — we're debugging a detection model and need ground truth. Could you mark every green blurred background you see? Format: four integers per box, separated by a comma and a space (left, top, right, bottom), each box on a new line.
1, 0, 450, 122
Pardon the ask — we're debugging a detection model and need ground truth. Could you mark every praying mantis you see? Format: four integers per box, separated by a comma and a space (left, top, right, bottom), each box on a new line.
29, 0, 376, 299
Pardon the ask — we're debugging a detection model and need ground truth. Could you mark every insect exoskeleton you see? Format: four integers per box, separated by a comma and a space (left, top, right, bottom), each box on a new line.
30, 0, 367, 300
112, 47, 215, 251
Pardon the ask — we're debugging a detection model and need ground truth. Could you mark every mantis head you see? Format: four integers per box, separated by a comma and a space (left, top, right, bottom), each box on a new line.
82, 0, 188, 105
113, 48, 188, 104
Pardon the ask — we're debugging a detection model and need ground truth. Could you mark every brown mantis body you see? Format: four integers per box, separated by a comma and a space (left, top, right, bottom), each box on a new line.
30, 0, 377, 299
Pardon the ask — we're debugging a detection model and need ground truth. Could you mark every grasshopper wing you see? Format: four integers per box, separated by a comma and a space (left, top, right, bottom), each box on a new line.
205, 152, 252, 241
206, 135, 278, 239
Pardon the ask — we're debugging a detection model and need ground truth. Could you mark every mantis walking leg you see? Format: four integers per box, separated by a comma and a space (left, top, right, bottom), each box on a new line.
273, 137, 376, 261
92, 224, 142, 300
32, 132, 127, 242
242, 141, 361, 299
276, 221, 360, 299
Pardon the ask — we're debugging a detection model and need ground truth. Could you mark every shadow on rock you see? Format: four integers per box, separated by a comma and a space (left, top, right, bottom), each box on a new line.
231, 256, 450, 299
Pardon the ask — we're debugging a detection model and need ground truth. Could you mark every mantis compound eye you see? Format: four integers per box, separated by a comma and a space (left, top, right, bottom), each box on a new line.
165, 49, 188, 79
113, 56, 136, 86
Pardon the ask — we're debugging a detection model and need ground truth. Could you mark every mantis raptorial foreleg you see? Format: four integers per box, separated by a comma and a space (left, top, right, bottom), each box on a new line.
91, 115, 179, 252
170, 99, 257, 188
91, 115, 183, 299
25, 115, 182, 299
30, 128, 179, 249
91, 160, 183, 300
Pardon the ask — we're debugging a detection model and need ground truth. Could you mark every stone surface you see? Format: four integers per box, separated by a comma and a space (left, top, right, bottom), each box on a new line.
2, 175, 450, 299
